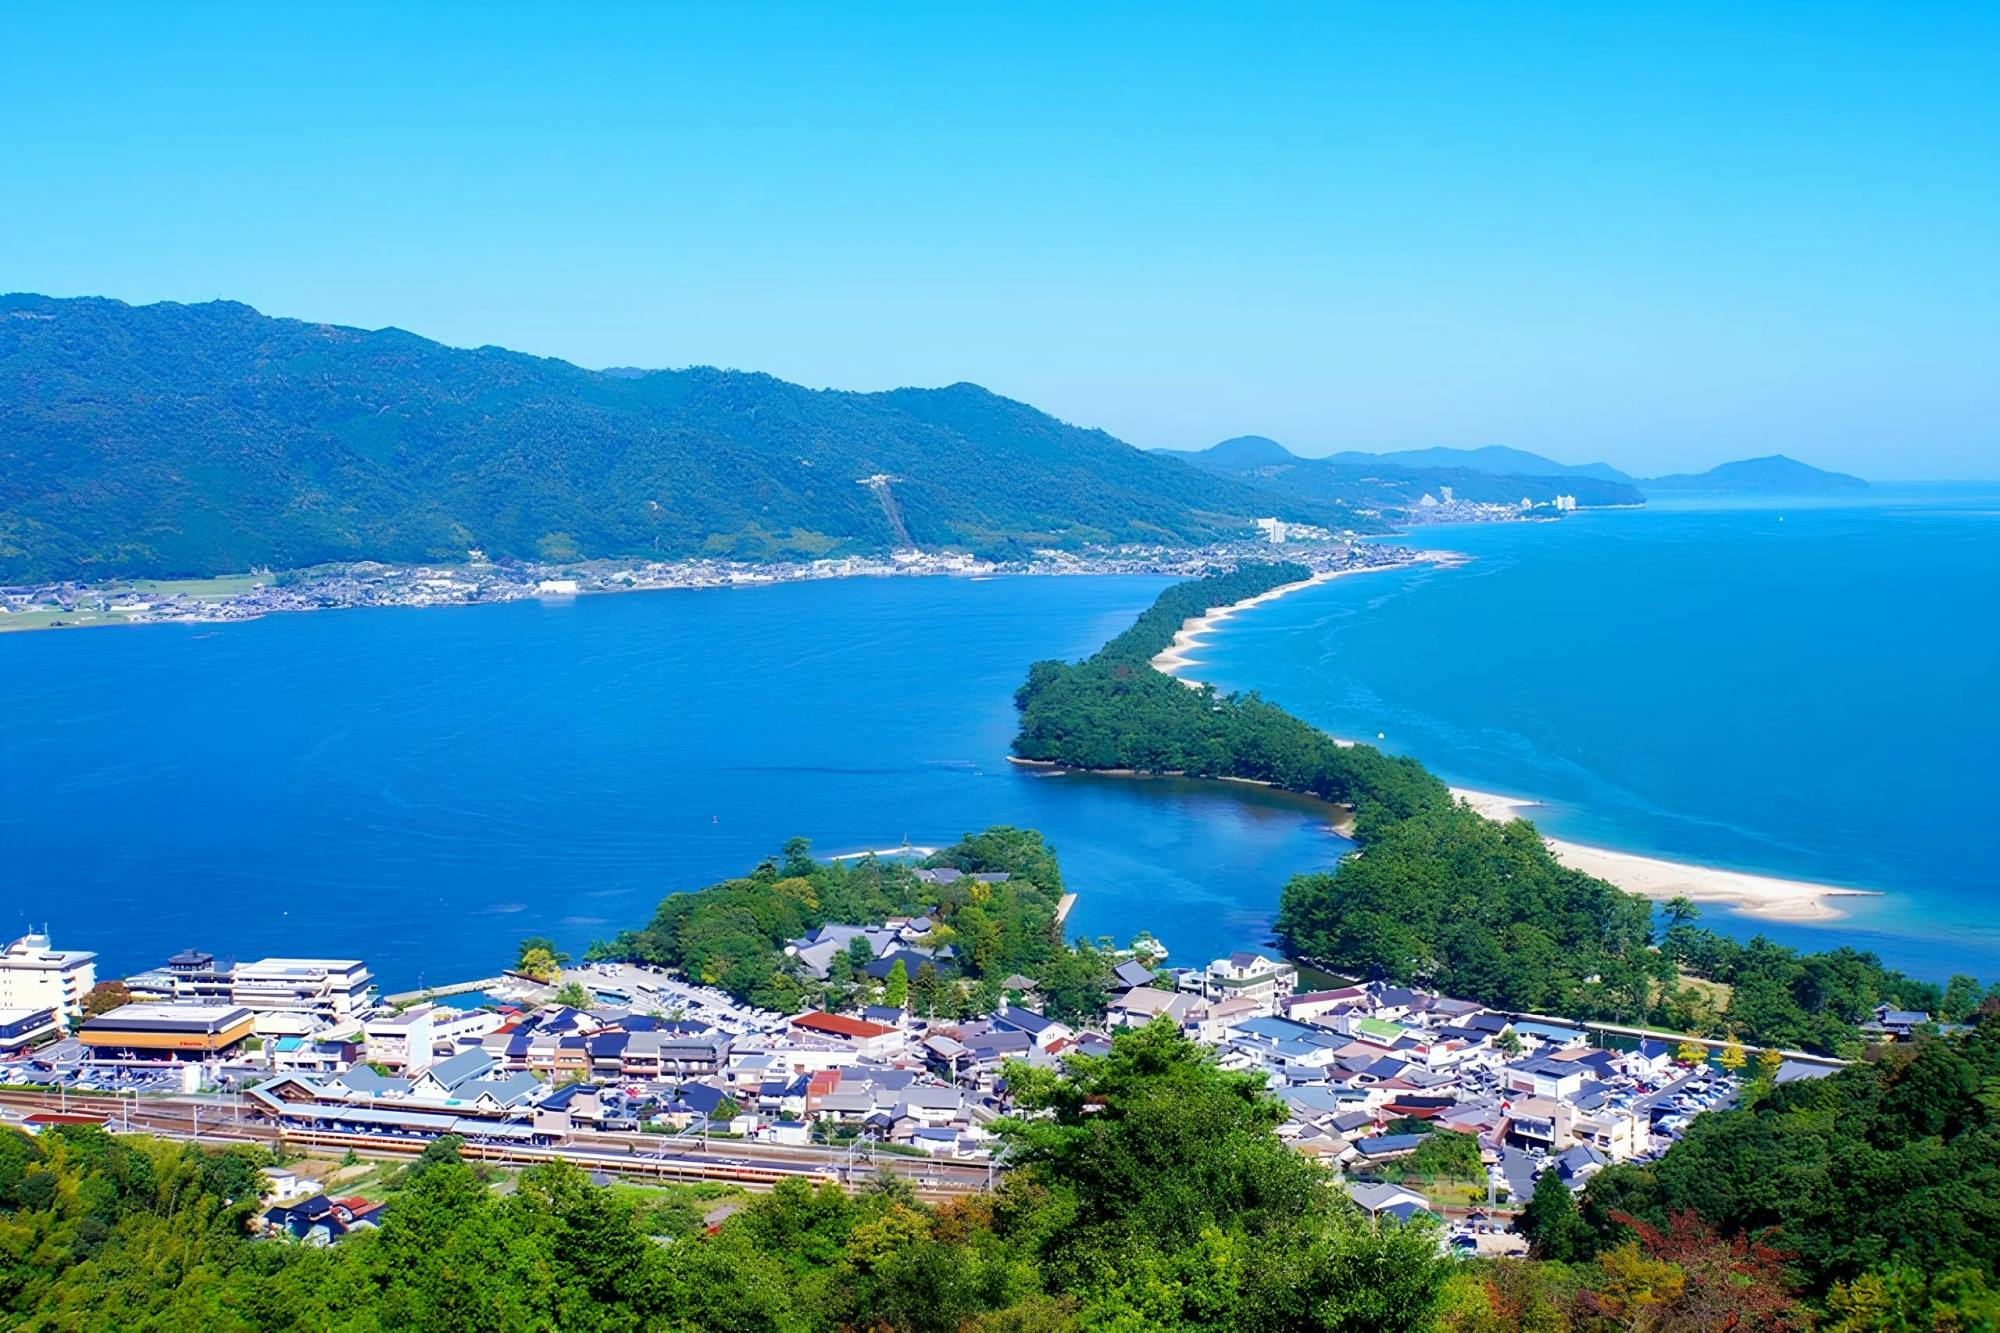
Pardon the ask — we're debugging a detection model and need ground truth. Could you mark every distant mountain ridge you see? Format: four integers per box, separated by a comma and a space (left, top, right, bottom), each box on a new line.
1162, 438, 1868, 502
0, 295, 1354, 582
1157, 437, 1646, 509
1326, 444, 1635, 484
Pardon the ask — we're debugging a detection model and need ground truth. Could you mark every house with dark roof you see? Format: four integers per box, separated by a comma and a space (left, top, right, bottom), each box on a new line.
1352, 1133, 1427, 1159
1110, 959, 1156, 990
992, 1006, 1071, 1049
409, 1049, 496, 1100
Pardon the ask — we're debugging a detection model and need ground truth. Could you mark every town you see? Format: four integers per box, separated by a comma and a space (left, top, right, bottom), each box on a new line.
0, 531, 1425, 633
0, 917, 1863, 1254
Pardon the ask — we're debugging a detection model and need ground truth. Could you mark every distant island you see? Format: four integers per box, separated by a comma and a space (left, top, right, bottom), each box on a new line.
1640, 453, 1870, 494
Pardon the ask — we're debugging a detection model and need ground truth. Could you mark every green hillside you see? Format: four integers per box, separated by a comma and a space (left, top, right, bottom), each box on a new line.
0, 295, 1353, 582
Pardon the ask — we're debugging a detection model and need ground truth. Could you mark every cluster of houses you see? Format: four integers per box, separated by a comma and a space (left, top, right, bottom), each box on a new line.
1095, 954, 1842, 1209
21, 926, 1869, 1238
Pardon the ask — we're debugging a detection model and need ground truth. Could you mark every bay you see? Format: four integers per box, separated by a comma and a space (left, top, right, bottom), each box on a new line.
0, 576, 1350, 989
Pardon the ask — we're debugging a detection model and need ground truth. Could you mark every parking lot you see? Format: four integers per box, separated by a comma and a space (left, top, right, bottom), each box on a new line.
3, 1049, 187, 1095
566, 961, 785, 1036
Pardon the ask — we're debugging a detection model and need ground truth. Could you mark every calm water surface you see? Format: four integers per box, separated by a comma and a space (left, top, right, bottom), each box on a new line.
1192, 487, 2000, 981
6, 488, 1993, 990
0, 576, 1350, 988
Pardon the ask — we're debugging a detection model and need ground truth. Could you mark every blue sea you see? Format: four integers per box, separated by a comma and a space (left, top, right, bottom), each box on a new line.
3, 486, 1994, 989
0, 576, 1348, 989
1191, 485, 2000, 981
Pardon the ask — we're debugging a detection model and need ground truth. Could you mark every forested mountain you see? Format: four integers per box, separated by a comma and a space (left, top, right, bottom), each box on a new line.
1641, 454, 1869, 493
0, 295, 1347, 582
1158, 436, 1646, 509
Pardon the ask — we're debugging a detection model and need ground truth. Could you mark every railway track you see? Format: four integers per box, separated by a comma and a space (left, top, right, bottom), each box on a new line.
0, 1090, 990, 1199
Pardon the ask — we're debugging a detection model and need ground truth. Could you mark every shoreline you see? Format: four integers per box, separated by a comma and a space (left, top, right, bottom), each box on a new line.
1145, 561, 1880, 926
0, 541, 1409, 637
1149, 558, 1453, 684
1447, 786, 1878, 924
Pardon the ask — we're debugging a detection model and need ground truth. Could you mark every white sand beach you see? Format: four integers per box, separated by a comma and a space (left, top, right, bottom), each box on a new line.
1144, 567, 1878, 925
1447, 787, 1874, 923
1149, 565, 1403, 685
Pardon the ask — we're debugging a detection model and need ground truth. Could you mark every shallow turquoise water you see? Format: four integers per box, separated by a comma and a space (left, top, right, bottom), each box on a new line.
1190, 487, 2000, 980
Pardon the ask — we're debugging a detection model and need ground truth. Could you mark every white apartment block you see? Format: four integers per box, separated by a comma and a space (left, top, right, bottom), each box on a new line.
232, 958, 376, 1021
0, 932, 97, 1023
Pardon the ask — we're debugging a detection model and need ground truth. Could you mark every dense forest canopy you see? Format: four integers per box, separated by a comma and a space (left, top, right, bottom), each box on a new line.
0, 294, 1365, 582
597, 828, 1070, 1014
1544, 1024, 2000, 1326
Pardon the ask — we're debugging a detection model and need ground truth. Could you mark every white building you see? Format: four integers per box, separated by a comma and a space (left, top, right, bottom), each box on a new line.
1253, 517, 1290, 545
364, 1003, 502, 1070
1202, 952, 1299, 1015
231, 958, 376, 1022
0, 932, 97, 1023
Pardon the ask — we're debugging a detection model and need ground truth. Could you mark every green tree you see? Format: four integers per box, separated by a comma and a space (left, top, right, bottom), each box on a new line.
1943, 973, 1983, 1023
883, 959, 909, 1010
517, 937, 565, 982
552, 981, 593, 1010
1038, 941, 1113, 1024
1405, 1129, 1482, 1183
911, 960, 941, 1018
1000, 1020, 1449, 1327
78, 979, 132, 1019
1519, 1168, 1592, 1262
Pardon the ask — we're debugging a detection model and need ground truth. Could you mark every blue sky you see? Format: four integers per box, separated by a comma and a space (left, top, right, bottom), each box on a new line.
4, 4, 1995, 477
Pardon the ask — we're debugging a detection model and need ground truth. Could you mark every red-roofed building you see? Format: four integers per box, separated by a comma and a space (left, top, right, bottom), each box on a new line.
791, 1011, 903, 1056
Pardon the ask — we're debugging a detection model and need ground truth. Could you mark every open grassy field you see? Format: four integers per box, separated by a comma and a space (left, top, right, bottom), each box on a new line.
127, 573, 268, 599
0, 572, 267, 632
0, 607, 133, 632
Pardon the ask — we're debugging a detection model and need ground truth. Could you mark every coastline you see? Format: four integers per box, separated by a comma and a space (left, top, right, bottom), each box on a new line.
1449, 786, 1877, 924
1147, 565, 1879, 926
0, 540, 1399, 636
1149, 559, 1452, 684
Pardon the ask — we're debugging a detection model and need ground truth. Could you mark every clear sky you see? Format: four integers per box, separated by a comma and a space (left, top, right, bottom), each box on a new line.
5, 4, 1996, 478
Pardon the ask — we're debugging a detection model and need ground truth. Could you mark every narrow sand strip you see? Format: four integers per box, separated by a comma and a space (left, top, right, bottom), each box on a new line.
828, 844, 941, 861
1447, 787, 1876, 924
1144, 567, 1878, 925
1150, 564, 1413, 684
